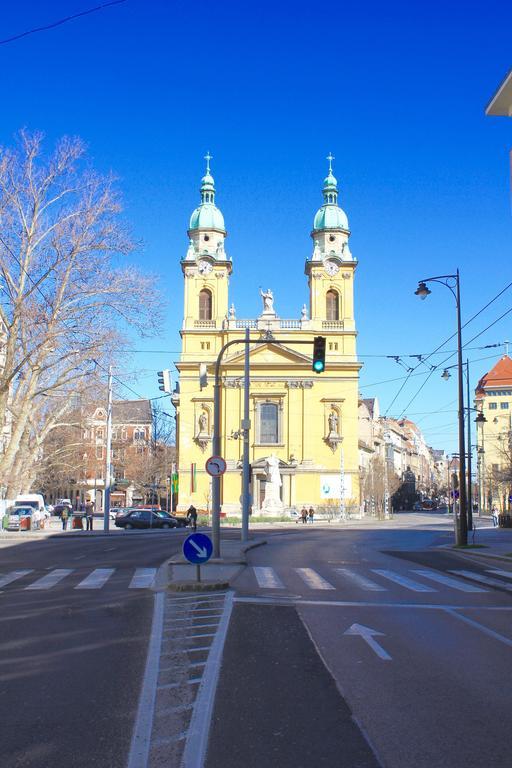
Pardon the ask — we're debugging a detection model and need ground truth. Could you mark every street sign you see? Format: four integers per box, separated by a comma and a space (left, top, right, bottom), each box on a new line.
205, 455, 227, 477
183, 532, 213, 564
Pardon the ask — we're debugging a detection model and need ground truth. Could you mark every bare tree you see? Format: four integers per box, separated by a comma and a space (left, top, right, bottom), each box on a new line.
0, 130, 161, 495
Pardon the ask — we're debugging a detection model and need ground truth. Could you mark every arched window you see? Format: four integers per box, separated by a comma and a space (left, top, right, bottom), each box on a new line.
260, 402, 279, 444
326, 290, 339, 321
199, 289, 212, 320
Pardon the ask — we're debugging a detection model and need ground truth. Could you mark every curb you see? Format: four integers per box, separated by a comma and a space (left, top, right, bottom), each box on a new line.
167, 581, 230, 592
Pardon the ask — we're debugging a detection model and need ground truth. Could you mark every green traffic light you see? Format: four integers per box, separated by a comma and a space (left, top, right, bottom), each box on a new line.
313, 360, 324, 373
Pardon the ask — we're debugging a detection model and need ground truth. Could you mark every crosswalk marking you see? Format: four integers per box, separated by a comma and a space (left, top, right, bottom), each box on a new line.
295, 568, 335, 590
25, 569, 73, 590
75, 568, 115, 590
372, 569, 436, 592
449, 570, 512, 591
253, 566, 284, 589
334, 568, 387, 591
0, 570, 33, 588
486, 569, 512, 580
129, 568, 157, 589
412, 569, 488, 593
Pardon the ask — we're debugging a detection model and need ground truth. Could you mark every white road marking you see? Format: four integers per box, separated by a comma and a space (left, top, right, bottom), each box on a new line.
487, 569, 512, 580
445, 609, 512, 647
335, 568, 387, 591
412, 569, 488, 593
25, 569, 73, 590
372, 569, 436, 592
186, 633, 216, 640
129, 568, 157, 589
181, 592, 233, 768
344, 623, 392, 661
449, 570, 512, 591
253, 566, 284, 589
75, 568, 115, 590
295, 568, 335, 590
126, 591, 165, 768
0, 570, 33, 588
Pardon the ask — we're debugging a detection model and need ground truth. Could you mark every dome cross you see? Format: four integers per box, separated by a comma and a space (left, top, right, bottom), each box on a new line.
326, 152, 335, 172
204, 151, 213, 173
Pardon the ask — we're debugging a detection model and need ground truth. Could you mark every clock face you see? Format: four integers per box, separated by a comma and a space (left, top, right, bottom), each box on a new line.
324, 260, 339, 277
198, 260, 213, 275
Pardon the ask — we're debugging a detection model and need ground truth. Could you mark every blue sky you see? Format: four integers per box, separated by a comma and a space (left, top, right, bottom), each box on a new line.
1, 0, 511, 454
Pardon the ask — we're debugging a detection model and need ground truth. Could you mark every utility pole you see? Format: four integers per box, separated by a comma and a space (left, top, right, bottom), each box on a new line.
241, 327, 251, 542
104, 365, 113, 532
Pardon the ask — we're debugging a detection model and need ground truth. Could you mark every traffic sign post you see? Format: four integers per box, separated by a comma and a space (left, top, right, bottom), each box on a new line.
183, 532, 213, 583
205, 455, 227, 477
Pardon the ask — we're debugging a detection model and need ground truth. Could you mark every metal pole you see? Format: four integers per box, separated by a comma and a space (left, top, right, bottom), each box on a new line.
466, 359, 473, 531
241, 327, 251, 543
339, 441, 345, 520
104, 365, 113, 532
456, 271, 468, 545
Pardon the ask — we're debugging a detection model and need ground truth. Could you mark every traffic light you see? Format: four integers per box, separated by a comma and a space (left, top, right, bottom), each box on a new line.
157, 369, 172, 393
312, 336, 326, 373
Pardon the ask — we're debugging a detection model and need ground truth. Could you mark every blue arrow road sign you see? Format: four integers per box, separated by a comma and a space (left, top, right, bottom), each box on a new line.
183, 532, 213, 564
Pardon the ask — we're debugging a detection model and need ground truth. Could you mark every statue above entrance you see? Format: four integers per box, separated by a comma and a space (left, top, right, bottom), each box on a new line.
259, 287, 276, 316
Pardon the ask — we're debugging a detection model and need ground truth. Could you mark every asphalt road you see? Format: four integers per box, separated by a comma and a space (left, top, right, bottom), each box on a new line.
0, 529, 193, 768
207, 515, 512, 768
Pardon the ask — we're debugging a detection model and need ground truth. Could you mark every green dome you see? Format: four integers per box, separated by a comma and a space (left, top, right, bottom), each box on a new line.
189, 204, 225, 232
313, 204, 349, 232
323, 170, 337, 188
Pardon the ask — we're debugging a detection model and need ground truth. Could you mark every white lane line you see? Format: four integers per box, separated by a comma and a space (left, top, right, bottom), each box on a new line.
75, 568, 115, 590
295, 568, 335, 590
372, 569, 436, 592
126, 591, 165, 768
129, 568, 157, 589
253, 566, 285, 589
186, 633, 216, 640
445, 609, 512, 647
487, 569, 512, 580
0, 570, 33, 588
334, 568, 387, 591
448, 570, 512, 591
181, 592, 234, 768
412, 569, 488, 593
25, 569, 73, 590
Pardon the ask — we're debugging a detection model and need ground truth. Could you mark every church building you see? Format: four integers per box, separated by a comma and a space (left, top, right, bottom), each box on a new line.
174, 156, 361, 516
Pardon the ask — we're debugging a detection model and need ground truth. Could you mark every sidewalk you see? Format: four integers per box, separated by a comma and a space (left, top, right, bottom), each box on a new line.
168, 536, 267, 589
441, 515, 512, 563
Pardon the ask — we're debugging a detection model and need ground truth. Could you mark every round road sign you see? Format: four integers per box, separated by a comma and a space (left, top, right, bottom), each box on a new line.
205, 455, 227, 477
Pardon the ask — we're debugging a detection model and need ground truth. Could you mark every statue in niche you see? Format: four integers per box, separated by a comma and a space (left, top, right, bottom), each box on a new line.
198, 412, 208, 434
328, 411, 338, 434
259, 287, 275, 314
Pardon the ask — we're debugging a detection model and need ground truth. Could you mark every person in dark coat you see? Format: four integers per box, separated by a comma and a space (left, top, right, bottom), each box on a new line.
187, 505, 198, 531
308, 507, 315, 524
85, 501, 94, 531
301, 507, 308, 524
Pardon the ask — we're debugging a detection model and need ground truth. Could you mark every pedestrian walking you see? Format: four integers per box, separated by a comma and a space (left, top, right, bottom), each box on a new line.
301, 507, 308, 524
308, 507, 314, 524
187, 504, 198, 531
85, 501, 94, 531
492, 506, 499, 527
61, 507, 69, 531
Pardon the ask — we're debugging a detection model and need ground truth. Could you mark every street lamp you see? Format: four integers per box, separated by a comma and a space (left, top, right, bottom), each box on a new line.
415, 270, 468, 545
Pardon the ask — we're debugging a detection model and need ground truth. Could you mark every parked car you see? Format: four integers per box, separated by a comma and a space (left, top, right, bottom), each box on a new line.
6, 505, 43, 531
412, 501, 422, 511
157, 511, 189, 528
115, 509, 179, 530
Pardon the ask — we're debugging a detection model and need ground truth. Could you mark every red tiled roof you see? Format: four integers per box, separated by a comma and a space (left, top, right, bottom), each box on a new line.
476, 355, 512, 397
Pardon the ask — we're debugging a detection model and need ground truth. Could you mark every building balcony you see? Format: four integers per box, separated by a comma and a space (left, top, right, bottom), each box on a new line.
194, 320, 217, 329
322, 320, 344, 330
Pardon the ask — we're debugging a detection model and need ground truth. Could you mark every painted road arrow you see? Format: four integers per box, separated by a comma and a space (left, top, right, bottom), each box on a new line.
344, 623, 392, 661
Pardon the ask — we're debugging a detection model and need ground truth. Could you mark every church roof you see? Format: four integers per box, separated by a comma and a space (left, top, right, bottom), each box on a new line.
475, 355, 512, 397
189, 153, 226, 233
312, 154, 350, 233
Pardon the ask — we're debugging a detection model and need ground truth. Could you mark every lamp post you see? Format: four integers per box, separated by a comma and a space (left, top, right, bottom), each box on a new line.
475, 411, 487, 516
415, 270, 468, 545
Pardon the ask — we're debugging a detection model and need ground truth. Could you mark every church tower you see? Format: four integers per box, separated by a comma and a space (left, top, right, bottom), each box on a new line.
305, 154, 356, 344
182, 153, 231, 332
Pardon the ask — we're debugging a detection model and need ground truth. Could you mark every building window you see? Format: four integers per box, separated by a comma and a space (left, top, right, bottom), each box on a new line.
489, 402, 497, 410
201, 341, 211, 350
112, 428, 118, 440
329, 342, 338, 351
96, 428, 104, 439
259, 402, 279, 444
134, 428, 145, 442
500, 402, 509, 409
326, 290, 339, 321
199, 289, 212, 320
96, 446, 103, 460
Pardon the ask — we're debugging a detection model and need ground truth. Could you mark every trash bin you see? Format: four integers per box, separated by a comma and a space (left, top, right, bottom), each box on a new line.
72, 514, 84, 530
498, 514, 512, 528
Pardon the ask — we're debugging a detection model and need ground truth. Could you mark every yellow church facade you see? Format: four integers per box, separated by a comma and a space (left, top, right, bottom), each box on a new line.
175, 156, 362, 517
